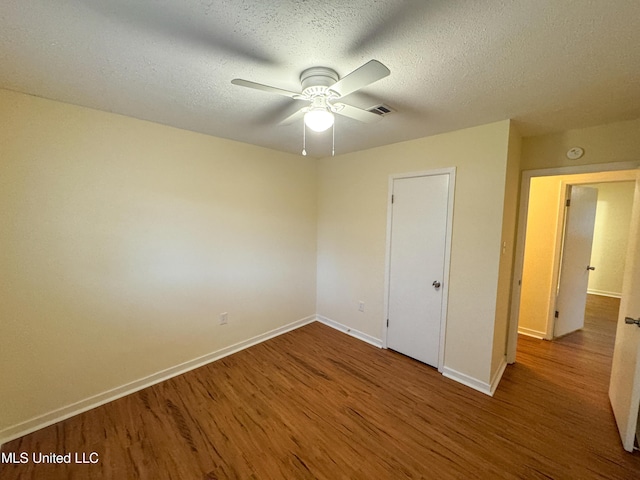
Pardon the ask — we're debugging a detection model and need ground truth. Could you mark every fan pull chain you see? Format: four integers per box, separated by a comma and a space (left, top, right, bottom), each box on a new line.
302, 123, 307, 156
332, 123, 335, 156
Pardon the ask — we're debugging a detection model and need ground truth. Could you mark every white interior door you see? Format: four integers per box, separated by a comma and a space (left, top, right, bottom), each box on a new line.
609, 177, 640, 452
387, 173, 449, 368
554, 186, 598, 337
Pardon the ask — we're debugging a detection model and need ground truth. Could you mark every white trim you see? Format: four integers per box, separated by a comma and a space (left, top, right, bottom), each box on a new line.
382, 167, 456, 373
316, 315, 383, 348
382, 178, 394, 350
587, 289, 622, 298
442, 367, 492, 396
490, 358, 508, 396
317, 312, 504, 397
0, 315, 316, 446
517, 327, 546, 339
524, 162, 640, 178
507, 161, 640, 364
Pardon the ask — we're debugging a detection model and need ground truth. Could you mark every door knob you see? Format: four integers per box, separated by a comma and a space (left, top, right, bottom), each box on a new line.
625, 317, 640, 327
587, 265, 596, 271
432, 281, 441, 289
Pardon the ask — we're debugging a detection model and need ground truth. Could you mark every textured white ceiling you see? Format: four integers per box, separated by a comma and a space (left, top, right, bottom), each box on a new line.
2, 1, 639, 157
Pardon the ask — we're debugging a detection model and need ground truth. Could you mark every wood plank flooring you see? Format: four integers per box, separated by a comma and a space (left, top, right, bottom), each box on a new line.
2, 294, 640, 479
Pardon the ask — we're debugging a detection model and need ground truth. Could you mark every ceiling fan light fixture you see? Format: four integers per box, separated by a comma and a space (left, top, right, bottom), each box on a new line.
304, 109, 334, 132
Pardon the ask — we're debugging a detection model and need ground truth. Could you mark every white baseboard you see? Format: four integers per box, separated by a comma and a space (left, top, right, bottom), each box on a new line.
315, 315, 383, 348
517, 327, 546, 339
587, 289, 622, 298
442, 367, 492, 396
489, 358, 508, 396
315, 316, 505, 398
315, 315, 503, 397
0, 315, 316, 446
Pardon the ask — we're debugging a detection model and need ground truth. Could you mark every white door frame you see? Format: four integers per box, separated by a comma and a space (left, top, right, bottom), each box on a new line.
507, 161, 640, 363
382, 167, 456, 372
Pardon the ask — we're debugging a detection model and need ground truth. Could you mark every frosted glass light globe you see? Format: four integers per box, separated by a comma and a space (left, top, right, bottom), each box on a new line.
304, 109, 334, 132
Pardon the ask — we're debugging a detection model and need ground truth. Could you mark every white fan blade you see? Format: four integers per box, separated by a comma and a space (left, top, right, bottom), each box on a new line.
279, 107, 306, 125
334, 103, 383, 123
231, 79, 300, 98
329, 60, 390, 98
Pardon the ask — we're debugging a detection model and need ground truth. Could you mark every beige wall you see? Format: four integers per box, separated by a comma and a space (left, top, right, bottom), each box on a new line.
521, 118, 640, 171
0, 90, 517, 437
491, 124, 522, 377
588, 182, 635, 297
0, 89, 318, 433
316, 120, 512, 386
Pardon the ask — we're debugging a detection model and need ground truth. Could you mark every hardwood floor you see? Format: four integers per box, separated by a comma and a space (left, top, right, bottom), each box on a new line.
2, 295, 639, 479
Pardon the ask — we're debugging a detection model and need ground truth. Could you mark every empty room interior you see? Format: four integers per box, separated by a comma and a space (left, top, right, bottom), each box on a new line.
2, 1, 640, 479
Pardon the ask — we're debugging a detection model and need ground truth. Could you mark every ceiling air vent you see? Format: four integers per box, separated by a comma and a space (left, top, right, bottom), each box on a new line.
366, 104, 394, 116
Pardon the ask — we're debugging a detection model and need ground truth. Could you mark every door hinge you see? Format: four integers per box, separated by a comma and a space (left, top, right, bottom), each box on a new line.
566, 199, 571, 207
518, 279, 521, 286
555, 310, 559, 318
624, 317, 640, 327
391, 194, 394, 204
386, 318, 389, 327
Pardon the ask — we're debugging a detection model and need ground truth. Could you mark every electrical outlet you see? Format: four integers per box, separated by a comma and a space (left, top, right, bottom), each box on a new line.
220, 312, 228, 325
358, 301, 365, 312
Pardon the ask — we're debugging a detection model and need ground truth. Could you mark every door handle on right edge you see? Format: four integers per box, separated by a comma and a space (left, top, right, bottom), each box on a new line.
587, 265, 596, 271
432, 281, 441, 289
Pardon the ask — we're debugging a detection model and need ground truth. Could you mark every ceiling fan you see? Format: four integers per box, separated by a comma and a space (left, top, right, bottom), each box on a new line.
231, 60, 391, 133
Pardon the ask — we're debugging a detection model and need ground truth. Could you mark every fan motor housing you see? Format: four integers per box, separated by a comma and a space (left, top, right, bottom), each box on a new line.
300, 67, 339, 96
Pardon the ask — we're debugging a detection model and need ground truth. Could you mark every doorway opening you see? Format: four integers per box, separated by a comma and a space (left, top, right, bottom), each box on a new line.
506, 162, 640, 451
507, 163, 639, 361
517, 177, 635, 342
